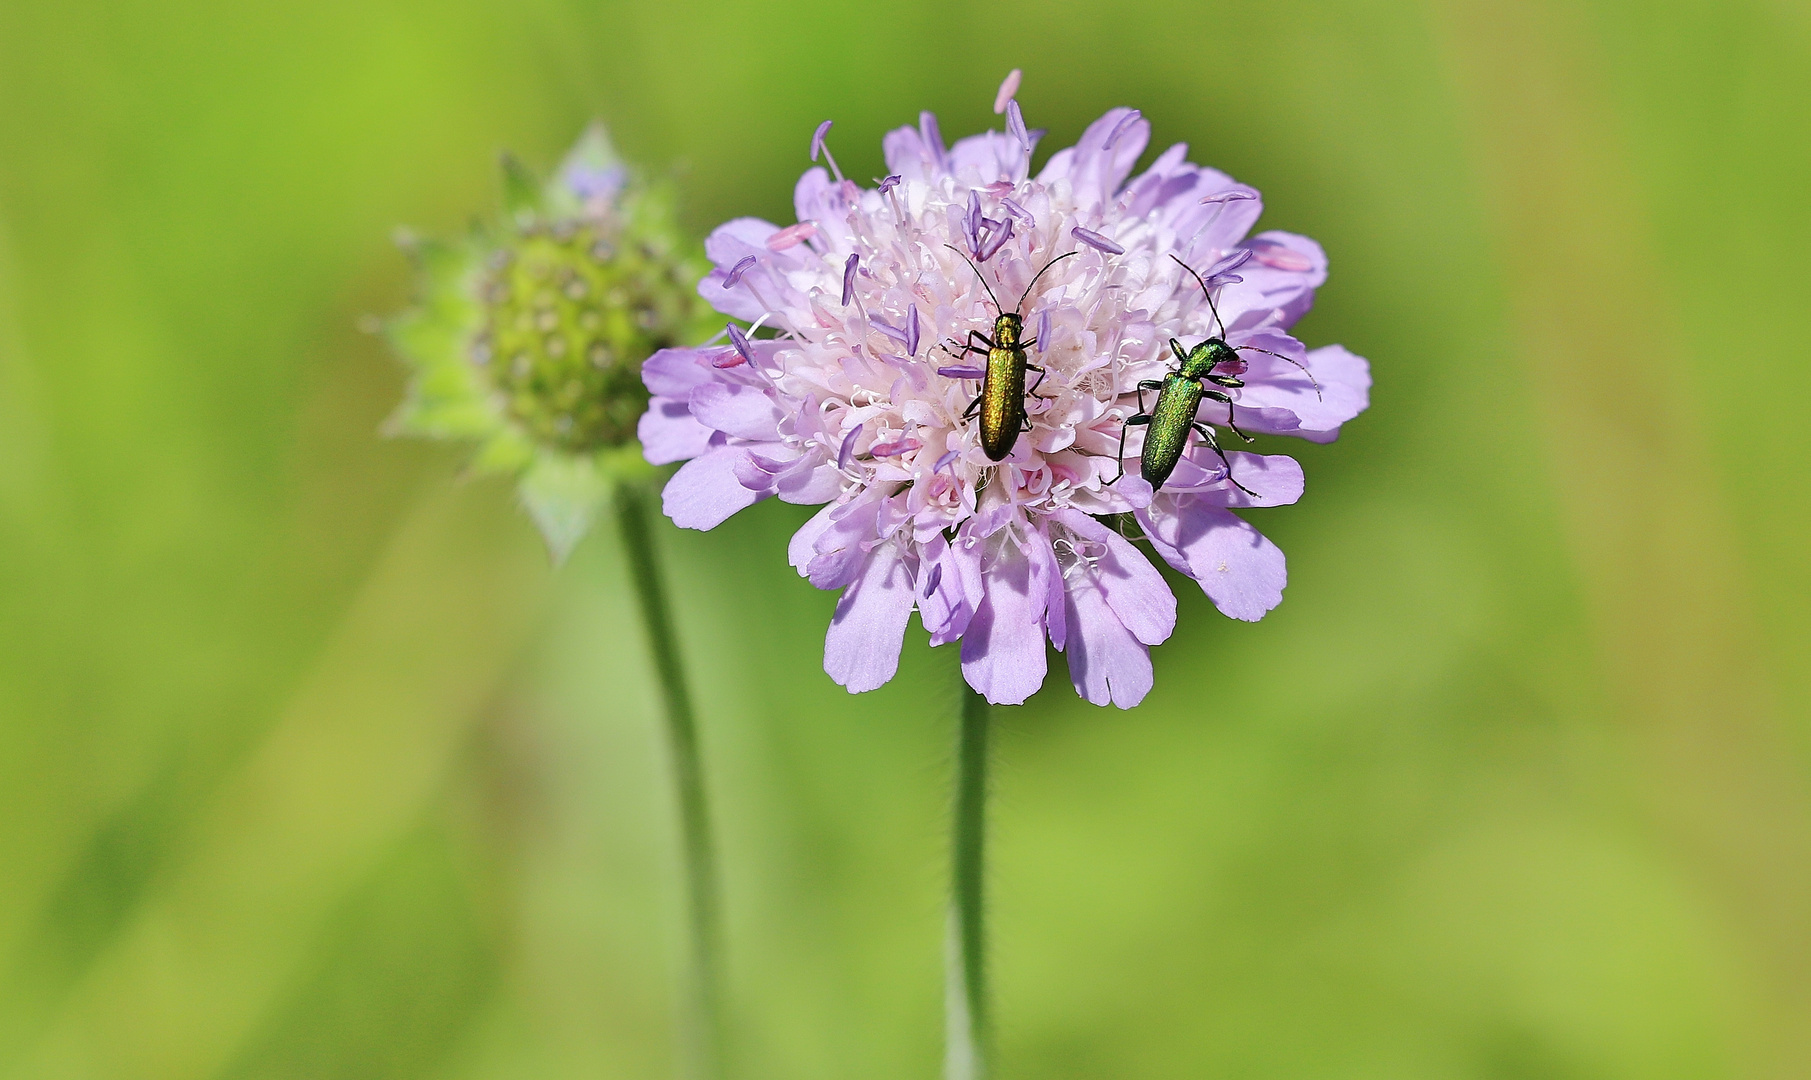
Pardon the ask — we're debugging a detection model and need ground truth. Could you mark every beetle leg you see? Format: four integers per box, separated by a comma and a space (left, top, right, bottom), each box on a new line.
1135, 380, 1164, 415
1026, 364, 1048, 396
1201, 390, 1255, 442
1193, 422, 1257, 497
1108, 413, 1150, 484
962, 394, 983, 420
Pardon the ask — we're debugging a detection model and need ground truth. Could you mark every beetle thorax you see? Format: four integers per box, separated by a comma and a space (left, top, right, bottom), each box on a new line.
1180, 338, 1238, 379
993, 312, 1024, 349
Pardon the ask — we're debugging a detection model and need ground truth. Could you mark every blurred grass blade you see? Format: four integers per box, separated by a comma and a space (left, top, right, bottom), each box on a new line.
8, 484, 546, 1080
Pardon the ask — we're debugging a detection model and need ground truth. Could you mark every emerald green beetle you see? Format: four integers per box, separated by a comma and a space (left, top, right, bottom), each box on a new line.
1114, 255, 1319, 493
940, 247, 1077, 461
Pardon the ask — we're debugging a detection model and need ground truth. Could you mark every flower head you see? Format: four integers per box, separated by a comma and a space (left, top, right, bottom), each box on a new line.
385, 123, 715, 560
641, 83, 1371, 706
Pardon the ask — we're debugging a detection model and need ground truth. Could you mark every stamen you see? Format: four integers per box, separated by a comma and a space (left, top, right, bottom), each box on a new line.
838, 422, 863, 471
934, 450, 959, 473
1001, 197, 1034, 225
1072, 226, 1124, 255
919, 112, 946, 168
810, 119, 846, 183
1200, 187, 1258, 206
1202, 248, 1252, 289
938, 365, 986, 379
710, 347, 745, 369
726, 323, 755, 365
1006, 100, 1031, 153
870, 317, 909, 345
877, 174, 902, 196
966, 191, 983, 251
1036, 308, 1049, 354
977, 218, 1014, 261
722, 255, 757, 288
922, 561, 944, 598
870, 436, 922, 458
1103, 109, 1143, 151
993, 69, 1022, 114
906, 304, 920, 356
1204, 249, 1253, 278
842, 253, 858, 307
767, 221, 818, 251
1248, 240, 1314, 272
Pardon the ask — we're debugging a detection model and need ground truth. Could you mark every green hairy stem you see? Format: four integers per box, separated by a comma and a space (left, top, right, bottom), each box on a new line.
947, 681, 991, 1079
615, 481, 724, 1080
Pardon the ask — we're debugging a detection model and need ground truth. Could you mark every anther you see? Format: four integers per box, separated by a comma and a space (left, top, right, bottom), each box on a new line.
723, 255, 757, 288
1072, 227, 1124, 255
993, 70, 1022, 114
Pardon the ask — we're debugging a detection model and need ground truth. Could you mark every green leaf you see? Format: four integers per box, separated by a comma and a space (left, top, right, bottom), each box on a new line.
562, 121, 621, 174
515, 451, 613, 564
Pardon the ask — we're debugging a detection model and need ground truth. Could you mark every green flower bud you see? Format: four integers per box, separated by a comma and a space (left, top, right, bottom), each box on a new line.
383, 123, 713, 561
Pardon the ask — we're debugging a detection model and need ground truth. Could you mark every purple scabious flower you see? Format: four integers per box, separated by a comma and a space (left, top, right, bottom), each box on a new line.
640, 87, 1370, 707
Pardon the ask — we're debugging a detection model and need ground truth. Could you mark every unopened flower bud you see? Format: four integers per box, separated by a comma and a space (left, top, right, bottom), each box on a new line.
384, 123, 713, 561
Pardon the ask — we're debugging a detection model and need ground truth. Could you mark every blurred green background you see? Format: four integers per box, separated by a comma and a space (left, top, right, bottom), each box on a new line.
3, 0, 1809, 1077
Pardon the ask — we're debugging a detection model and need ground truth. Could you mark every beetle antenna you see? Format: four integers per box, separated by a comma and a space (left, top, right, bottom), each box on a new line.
1234, 345, 1322, 398
1015, 251, 1079, 314
944, 244, 1001, 314
1169, 254, 1226, 339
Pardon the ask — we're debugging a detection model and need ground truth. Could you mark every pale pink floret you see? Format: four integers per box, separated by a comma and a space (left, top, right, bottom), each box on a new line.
642, 93, 1370, 706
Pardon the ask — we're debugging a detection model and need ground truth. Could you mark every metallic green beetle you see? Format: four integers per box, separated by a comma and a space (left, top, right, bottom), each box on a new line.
1114, 255, 1319, 493
941, 247, 1077, 461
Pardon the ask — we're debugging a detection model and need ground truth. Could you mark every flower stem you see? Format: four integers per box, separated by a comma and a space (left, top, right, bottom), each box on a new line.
946, 679, 991, 1080
615, 480, 724, 1080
